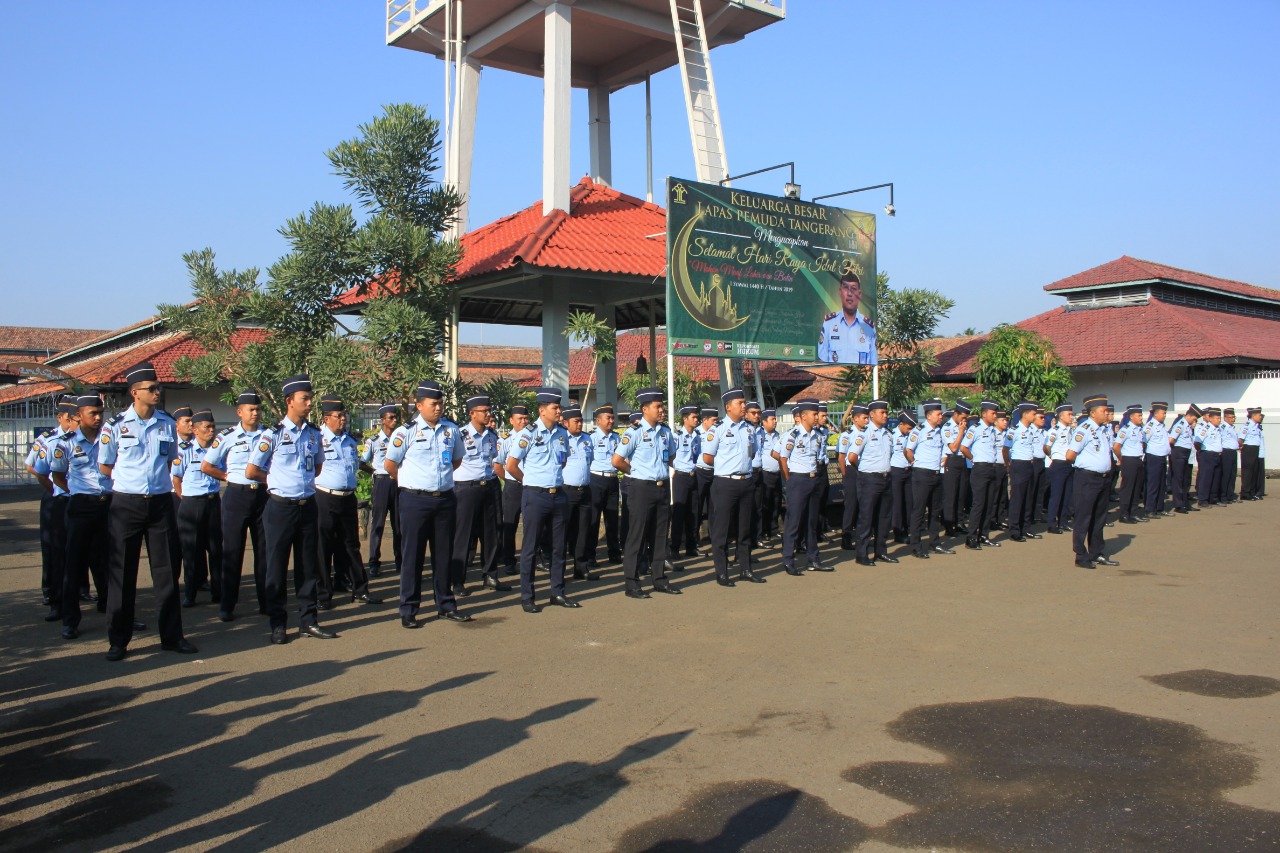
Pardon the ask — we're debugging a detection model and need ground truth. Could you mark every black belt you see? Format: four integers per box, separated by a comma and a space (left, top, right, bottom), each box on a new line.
859, 471, 889, 478
628, 478, 668, 487
269, 494, 312, 504
455, 479, 493, 487
797, 471, 819, 478
973, 461, 1000, 467
524, 485, 561, 494
401, 487, 448, 497
114, 492, 167, 500
183, 492, 219, 500
1078, 470, 1108, 478
71, 493, 111, 502
564, 483, 588, 489
227, 481, 262, 490
718, 473, 751, 480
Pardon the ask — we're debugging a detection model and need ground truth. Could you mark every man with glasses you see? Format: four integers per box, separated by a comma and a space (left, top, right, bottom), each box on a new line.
360, 403, 403, 577
451, 394, 508, 594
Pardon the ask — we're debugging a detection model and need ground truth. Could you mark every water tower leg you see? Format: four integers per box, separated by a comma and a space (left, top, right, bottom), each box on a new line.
588, 86, 612, 187
452, 58, 481, 235
543, 2, 572, 214
542, 278, 570, 391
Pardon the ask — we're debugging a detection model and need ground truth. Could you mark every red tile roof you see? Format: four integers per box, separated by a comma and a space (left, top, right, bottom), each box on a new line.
1044, 256, 1280, 304
0, 379, 65, 406
457, 344, 542, 367
0, 326, 107, 354
49, 328, 271, 386
566, 331, 816, 386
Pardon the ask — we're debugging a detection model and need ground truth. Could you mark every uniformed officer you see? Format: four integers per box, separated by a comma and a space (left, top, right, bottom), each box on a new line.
961, 401, 1003, 550
1219, 408, 1240, 504
1240, 407, 1264, 500
507, 387, 578, 612
1067, 394, 1119, 569
1044, 403, 1076, 533
940, 401, 972, 536
815, 402, 833, 535
201, 391, 267, 621
1141, 402, 1171, 517
758, 409, 784, 542
1113, 404, 1148, 523
745, 401, 768, 546
850, 400, 895, 565
314, 398, 378, 608
1104, 404, 1120, 500
498, 405, 531, 572
28, 394, 79, 616
1030, 407, 1049, 524
360, 403, 402, 578
776, 398, 829, 574
169, 404, 193, 584
1168, 405, 1200, 513
702, 388, 762, 585
586, 404, 624, 567
1005, 401, 1042, 541
450, 394, 507, 593
889, 410, 915, 543
838, 403, 870, 549
172, 408, 223, 607
669, 404, 702, 559
560, 406, 599, 582
46, 394, 111, 638
97, 361, 195, 660
818, 270, 876, 365
611, 387, 680, 598
693, 405, 718, 542
385, 379, 470, 626
618, 409, 645, 557
904, 399, 953, 558
1194, 407, 1224, 506
991, 410, 1011, 528
245, 374, 335, 644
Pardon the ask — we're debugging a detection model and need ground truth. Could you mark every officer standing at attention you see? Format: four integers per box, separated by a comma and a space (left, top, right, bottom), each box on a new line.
759, 409, 784, 543
693, 406, 718, 543
776, 398, 829, 575
745, 401, 768, 547
1044, 404, 1075, 534
1066, 394, 1119, 569
497, 405, 531, 573
560, 406, 600, 582
1142, 402, 1171, 518
1005, 401, 1042, 542
451, 394, 507, 593
702, 388, 763, 585
1219, 408, 1240, 504
904, 399, 953, 559
850, 400, 895, 566
360, 403, 402, 578
815, 402, 833, 536
1194, 407, 1224, 507
1168, 405, 1200, 513
1239, 407, 1264, 500
838, 403, 870, 550
384, 379, 469, 627
172, 408, 223, 607
507, 387, 579, 612
169, 405, 194, 583
47, 394, 112, 639
961, 401, 1003, 551
940, 401, 971, 537
586, 404, 624, 566
1030, 407, 1049, 525
245, 375, 334, 644
889, 411, 916, 543
314, 398, 378, 608
201, 391, 267, 621
991, 410, 1011, 529
1113, 404, 1148, 524
28, 394, 78, 615
669, 404, 702, 560
611, 387, 680, 598
97, 361, 196, 661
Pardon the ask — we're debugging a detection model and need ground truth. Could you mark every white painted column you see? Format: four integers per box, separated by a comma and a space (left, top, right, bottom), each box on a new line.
450, 58, 482, 238
595, 302, 618, 406
588, 86, 612, 186
543, 2, 572, 214
542, 279, 570, 390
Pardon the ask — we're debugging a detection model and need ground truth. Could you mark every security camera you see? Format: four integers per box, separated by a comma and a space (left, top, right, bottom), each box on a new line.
784, 183, 801, 200
884, 203, 896, 217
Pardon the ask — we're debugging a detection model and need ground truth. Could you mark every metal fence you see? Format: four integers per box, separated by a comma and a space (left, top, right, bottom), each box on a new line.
0, 418, 53, 487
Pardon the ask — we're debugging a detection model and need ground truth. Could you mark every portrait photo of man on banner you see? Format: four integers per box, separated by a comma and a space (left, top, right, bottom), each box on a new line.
818, 269, 877, 366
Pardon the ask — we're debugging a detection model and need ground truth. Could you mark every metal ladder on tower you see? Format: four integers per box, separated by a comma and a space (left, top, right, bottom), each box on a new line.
668, 0, 729, 184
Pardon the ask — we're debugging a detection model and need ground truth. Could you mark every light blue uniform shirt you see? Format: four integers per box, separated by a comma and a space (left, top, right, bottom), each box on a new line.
247, 415, 324, 498
28, 430, 71, 496
761, 430, 781, 473
701, 416, 755, 476
205, 423, 266, 486
1115, 421, 1146, 457
961, 421, 1001, 465
836, 427, 857, 458
1031, 425, 1047, 460
1242, 420, 1263, 447
1070, 421, 1114, 473
1195, 421, 1223, 452
589, 429, 620, 475
315, 426, 360, 491
818, 310, 876, 365
507, 419, 569, 488
1220, 422, 1240, 450
454, 423, 499, 482
385, 415, 462, 492
1045, 422, 1074, 461
693, 424, 715, 470
614, 417, 675, 481
563, 431, 594, 486
672, 426, 700, 473
852, 424, 892, 473
497, 433, 521, 481
907, 424, 945, 472
359, 428, 397, 477
172, 439, 220, 496
1169, 418, 1196, 451
1006, 422, 1039, 461
750, 422, 766, 469
1142, 418, 1170, 457
98, 407, 179, 495
890, 427, 913, 468
941, 420, 964, 458
47, 428, 112, 495
777, 423, 822, 474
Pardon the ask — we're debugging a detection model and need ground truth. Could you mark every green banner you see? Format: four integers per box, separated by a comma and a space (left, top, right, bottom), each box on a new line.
665, 177, 877, 364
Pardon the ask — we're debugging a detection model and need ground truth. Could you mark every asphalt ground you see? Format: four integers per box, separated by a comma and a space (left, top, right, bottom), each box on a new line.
1, 485, 1278, 852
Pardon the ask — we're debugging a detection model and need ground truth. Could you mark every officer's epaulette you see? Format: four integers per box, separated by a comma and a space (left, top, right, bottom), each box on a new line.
219, 426, 235, 436
824, 311, 839, 322
305, 420, 319, 431
156, 409, 175, 421
179, 439, 193, 449
59, 430, 76, 441
270, 421, 286, 433
37, 427, 54, 438
108, 413, 125, 425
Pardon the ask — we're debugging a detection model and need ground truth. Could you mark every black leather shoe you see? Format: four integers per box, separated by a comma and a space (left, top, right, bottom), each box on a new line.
80, 589, 98, 602
684, 549, 699, 559
607, 555, 623, 565
42, 590, 50, 605
625, 589, 651, 600
1096, 558, 1119, 567
401, 616, 420, 629
61, 626, 79, 640
840, 536, 855, 551
105, 646, 127, 661
1119, 517, 1137, 525
218, 610, 234, 622
663, 560, 676, 574
914, 551, 930, 560
932, 545, 956, 555
1134, 515, 1149, 522
299, 624, 337, 639
319, 600, 334, 611
784, 566, 804, 576
1161, 510, 1176, 516
587, 559, 601, 569
1075, 560, 1096, 570
953, 525, 969, 535
1026, 532, 1043, 540
807, 560, 834, 572
1187, 506, 1200, 512
856, 558, 877, 567
521, 601, 541, 613
980, 537, 1002, 548
367, 564, 381, 578
181, 598, 196, 609
44, 608, 62, 622
1009, 535, 1027, 543
352, 593, 382, 605
484, 577, 512, 591
271, 626, 289, 644
132, 621, 147, 631
550, 595, 581, 608
161, 639, 198, 654
716, 578, 736, 587
965, 540, 982, 551
1047, 526, 1064, 534
653, 584, 682, 595
741, 571, 767, 583
1104, 521, 1115, 528
875, 554, 900, 564
1174, 508, 1189, 514
441, 610, 473, 622
452, 584, 471, 598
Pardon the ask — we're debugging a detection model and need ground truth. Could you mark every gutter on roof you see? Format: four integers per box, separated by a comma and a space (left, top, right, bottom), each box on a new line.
1050, 278, 1280, 307
46, 318, 165, 366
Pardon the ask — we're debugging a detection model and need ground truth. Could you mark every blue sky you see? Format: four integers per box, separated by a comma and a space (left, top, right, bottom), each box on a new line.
3, 1, 1277, 345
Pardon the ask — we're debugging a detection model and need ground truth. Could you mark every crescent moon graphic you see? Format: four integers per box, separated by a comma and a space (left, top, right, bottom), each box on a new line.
670, 212, 750, 332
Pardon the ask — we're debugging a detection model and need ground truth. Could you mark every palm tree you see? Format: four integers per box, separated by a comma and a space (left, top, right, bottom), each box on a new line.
563, 309, 616, 413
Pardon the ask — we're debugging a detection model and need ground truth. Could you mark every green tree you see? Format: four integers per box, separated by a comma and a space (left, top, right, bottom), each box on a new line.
160, 104, 461, 417
973, 324, 1073, 408
833, 272, 955, 411
617, 365, 713, 413
563, 309, 616, 414
481, 376, 536, 426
